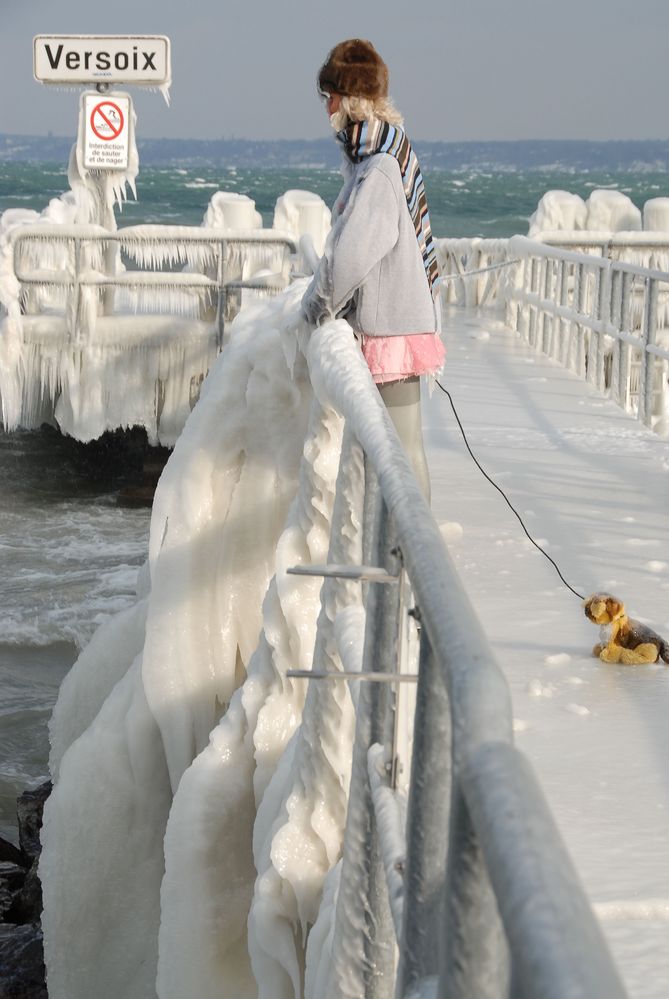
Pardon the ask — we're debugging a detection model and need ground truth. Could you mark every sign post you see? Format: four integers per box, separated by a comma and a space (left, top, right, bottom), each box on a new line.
32, 33, 171, 310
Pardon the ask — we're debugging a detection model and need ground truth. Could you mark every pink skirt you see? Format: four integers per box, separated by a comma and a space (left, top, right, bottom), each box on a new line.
361, 332, 446, 385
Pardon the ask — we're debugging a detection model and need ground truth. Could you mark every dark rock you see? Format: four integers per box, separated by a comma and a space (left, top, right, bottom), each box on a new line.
0, 865, 25, 896
16, 784, 51, 863
0, 923, 47, 998
5, 863, 41, 927
0, 885, 12, 923
0, 839, 25, 869
117, 484, 157, 508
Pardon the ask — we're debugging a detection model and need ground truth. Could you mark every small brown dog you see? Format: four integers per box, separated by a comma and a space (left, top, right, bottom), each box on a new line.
584, 593, 669, 665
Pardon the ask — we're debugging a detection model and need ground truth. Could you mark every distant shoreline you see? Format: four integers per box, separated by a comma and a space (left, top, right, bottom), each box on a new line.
2, 134, 669, 172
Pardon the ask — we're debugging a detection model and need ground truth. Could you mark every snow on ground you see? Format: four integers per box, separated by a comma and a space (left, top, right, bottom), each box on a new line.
426, 306, 669, 998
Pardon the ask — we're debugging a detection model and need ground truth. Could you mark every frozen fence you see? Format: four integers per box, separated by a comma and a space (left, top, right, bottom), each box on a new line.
1, 224, 298, 444
507, 235, 669, 434
294, 323, 629, 998
435, 237, 511, 308
11, 224, 298, 344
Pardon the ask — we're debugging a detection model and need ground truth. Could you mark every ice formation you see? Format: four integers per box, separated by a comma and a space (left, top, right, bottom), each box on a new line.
527, 190, 587, 236
0, 171, 331, 445
528, 188, 651, 237
643, 198, 669, 232
0, 91, 331, 447
273, 190, 332, 257
39, 281, 378, 999
585, 190, 642, 232
202, 192, 263, 231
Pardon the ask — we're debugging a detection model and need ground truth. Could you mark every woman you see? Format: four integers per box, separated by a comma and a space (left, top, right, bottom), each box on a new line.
301, 38, 445, 500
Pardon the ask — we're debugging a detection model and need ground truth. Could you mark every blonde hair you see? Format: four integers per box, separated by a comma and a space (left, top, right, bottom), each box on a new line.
330, 94, 404, 132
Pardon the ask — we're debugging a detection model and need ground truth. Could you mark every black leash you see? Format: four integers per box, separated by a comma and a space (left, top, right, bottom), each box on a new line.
435, 378, 585, 601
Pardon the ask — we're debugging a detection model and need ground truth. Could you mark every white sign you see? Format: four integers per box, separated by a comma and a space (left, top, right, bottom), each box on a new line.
83, 93, 131, 170
34, 35, 170, 87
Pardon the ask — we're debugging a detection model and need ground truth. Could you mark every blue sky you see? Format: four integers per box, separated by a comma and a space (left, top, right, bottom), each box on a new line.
2, 0, 667, 143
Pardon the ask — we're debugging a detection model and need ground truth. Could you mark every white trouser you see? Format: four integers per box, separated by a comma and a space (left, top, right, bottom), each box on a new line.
377, 376, 431, 503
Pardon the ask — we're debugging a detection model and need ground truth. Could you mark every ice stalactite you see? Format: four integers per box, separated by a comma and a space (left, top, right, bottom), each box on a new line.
155, 393, 344, 999
143, 283, 314, 790
41, 284, 391, 999
48, 597, 150, 782
40, 653, 173, 999
40, 283, 317, 999
247, 429, 365, 999
0, 199, 79, 430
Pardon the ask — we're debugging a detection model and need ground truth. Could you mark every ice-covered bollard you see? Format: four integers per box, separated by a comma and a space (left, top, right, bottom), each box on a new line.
527, 190, 587, 236
273, 190, 331, 258
200, 192, 269, 321
643, 198, 669, 232
202, 191, 263, 230
585, 190, 641, 232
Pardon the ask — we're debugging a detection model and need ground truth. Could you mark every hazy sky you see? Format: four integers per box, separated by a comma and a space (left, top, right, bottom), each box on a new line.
2, 0, 667, 143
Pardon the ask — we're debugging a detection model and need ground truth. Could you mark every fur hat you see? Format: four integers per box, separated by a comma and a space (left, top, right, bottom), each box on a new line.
318, 39, 389, 100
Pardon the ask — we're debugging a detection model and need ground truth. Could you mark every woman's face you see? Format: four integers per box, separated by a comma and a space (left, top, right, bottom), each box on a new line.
325, 93, 342, 116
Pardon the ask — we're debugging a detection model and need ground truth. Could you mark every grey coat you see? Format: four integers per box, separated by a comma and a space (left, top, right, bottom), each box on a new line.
301, 154, 440, 337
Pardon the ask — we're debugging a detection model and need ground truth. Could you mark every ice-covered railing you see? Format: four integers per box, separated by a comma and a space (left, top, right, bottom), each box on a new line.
1, 223, 298, 444
279, 321, 628, 998
435, 237, 512, 308
36, 278, 630, 999
506, 235, 669, 435
533, 231, 669, 276
12, 224, 298, 341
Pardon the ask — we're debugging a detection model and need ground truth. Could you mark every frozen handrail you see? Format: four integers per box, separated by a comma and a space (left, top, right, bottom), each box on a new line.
507, 235, 669, 432
306, 322, 628, 997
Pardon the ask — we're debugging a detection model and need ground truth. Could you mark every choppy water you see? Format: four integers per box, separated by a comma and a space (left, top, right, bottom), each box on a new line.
0, 159, 666, 840
0, 428, 151, 839
1, 161, 667, 237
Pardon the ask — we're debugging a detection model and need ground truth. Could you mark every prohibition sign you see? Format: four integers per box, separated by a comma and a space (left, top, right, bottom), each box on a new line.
90, 100, 125, 141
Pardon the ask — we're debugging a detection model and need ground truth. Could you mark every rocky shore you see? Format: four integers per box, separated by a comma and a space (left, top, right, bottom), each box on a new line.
0, 782, 50, 998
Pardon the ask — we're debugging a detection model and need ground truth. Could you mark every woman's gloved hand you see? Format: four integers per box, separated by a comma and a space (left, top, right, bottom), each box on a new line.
300, 273, 332, 327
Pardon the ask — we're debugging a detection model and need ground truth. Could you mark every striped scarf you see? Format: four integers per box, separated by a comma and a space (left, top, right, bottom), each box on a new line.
336, 120, 439, 296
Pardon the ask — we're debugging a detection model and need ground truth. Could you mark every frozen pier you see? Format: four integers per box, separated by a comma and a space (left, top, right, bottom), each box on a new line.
36, 248, 669, 999
427, 305, 669, 997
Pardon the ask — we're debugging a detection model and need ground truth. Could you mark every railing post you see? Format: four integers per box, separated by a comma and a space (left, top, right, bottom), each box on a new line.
640, 277, 659, 427
557, 259, 569, 365
620, 271, 633, 411
439, 779, 509, 999
215, 240, 225, 349
540, 256, 552, 353
609, 269, 622, 403
397, 629, 451, 998
591, 264, 610, 391
527, 258, 538, 348
574, 262, 588, 378
71, 237, 81, 343
513, 257, 529, 337
329, 468, 401, 999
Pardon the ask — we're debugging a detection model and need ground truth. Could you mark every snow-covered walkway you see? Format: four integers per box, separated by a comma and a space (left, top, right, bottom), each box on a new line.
425, 307, 669, 998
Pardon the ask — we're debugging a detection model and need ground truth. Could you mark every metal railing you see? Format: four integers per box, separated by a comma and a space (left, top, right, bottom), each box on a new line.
291, 324, 628, 998
11, 224, 298, 347
435, 237, 511, 308
507, 235, 669, 431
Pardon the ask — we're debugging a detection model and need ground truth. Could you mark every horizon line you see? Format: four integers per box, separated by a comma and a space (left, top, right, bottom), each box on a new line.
2, 132, 669, 146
